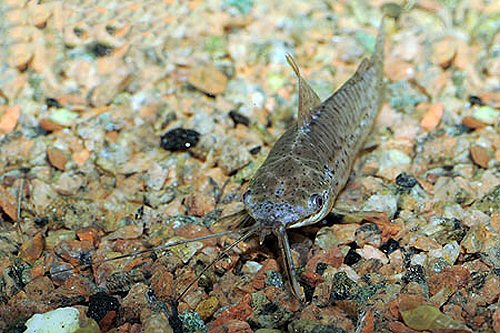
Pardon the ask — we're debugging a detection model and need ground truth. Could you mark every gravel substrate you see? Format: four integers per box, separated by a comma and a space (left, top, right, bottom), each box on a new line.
0, 1, 498, 332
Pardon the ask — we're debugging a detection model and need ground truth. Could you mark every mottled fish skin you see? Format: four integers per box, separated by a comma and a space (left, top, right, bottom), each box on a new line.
243, 21, 385, 298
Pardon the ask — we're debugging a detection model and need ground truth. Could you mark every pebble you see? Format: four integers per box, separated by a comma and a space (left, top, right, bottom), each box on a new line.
288, 320, 346, 333
87, 42, 114, 57
210, 320, 252, 333
395, 172, 418, 189
28, 3, 52, 29
142, 313, 173, 333
330, 271, 358, 301
89, 73, 131, 107
242, 261, 263, 274
362, 193, 399, 220
168, 236, 204, 263
470, 145, 491, 168
250, 290, 294, 328
432, 37, 458, 68
387, 81, 427, 113
380, 238, 400, 255
377, 149, 412, 180
24, 307, 82, 333
401, 304, 471, 332
195, 296, 220, 320
180, 310, 207, 333
106, 224, 143, 240
160, 128, 201, 152
48, 108, 79, 127
420, 103, 444, 131
87, 292, 120, 326
472, 106, 498, 125
217, 138, 252, 175
473, 186, 499, 215
0, 184, 18, 221
19, 232, 44, 264
402, 265, 427, 293
355, 223, 382, 247
461, 226, 488, 253
31, 179, 58, 215
0, 105, 21, 133
410, 253, 427, 266
356, 245, 389, 264
428, 266, 470, 297
45, 229, 76, 251
24, 276, 55, 302
8, 42, 34, 70
144, 162, 170, 191
184, 192, 215, 217
462, 116, 487, 130
121, 283, 149, 323
53, 172, 84, 196
422, 216, 468, 245
265, 270, 284, 288
47, 147, 69, 171
229, 110, 250, 127
188, 64, 228, 96
429, 241, 461, 265
315, 224, 358, 250
343, 248, 362, 266
150, 265, 174, 301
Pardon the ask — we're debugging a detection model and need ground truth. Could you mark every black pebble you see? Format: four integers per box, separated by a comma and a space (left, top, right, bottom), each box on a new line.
229, 110, 250, 127
34, 217, 49, 227
46, 98, 62, 108
160, 128, 200, 152
88, 42, 114, 57
396, 172, 418, 188
343, 248, 361, 266
402, 264, 426, 285
442, 165, 454, 171
5, 322, 27, 333
330, 272, 356, 301
87, 292, 120, 323
260, 302, 279, 315
468, 95, 484, 106
73, 27, 84, 37
105, 25, 116, 35
380, 238, 400, 254
315, 262, 329, 275
249, 146, 261, 155
403, 246, 422, 267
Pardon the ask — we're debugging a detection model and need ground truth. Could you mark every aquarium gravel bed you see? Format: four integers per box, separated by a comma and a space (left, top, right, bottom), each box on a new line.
0, 1, 499, 332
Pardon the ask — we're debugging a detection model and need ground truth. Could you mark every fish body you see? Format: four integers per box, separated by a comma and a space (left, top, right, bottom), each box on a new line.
243, 21, 386, 298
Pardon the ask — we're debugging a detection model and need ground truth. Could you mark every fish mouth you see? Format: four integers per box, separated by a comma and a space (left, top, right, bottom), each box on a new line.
248, 197, 332, 230
248, 200, 307, 227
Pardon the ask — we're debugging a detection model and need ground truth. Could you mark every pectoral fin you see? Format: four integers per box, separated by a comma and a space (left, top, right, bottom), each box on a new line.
286, 54, 321, 126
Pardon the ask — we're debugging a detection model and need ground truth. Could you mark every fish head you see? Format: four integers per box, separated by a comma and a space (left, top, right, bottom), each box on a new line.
243, 158, 333, 230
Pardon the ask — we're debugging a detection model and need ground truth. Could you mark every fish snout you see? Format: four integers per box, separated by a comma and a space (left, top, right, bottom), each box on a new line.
248, 200, 302, 226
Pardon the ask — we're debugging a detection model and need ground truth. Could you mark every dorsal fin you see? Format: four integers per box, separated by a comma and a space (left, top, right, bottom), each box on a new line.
285, 54, 321, 127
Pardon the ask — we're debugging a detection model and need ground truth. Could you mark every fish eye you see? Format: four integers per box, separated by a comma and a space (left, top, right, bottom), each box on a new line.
309, 193, 323, 210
